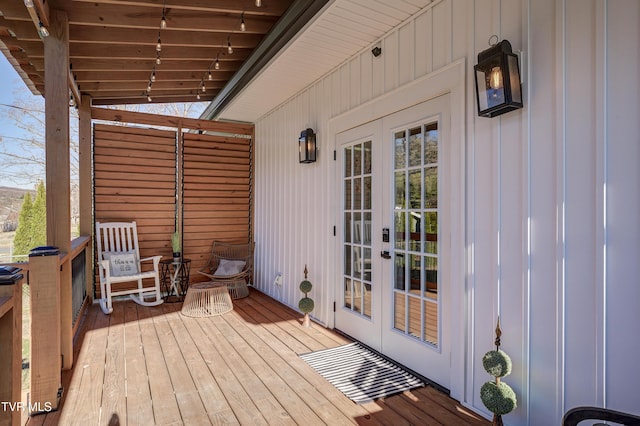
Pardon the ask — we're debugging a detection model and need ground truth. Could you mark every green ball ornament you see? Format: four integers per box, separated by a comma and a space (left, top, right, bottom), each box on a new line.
480, 381, 517, 415
300, 280, 313, 293
482, 350, 512, 378
299, 297, 314, 313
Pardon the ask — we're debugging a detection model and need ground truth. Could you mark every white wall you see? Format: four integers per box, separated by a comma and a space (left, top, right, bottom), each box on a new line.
252, 0, 640, 424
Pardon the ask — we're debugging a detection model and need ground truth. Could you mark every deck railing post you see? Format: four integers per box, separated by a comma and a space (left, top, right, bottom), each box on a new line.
0, 277, 22, 426
29, 254, 62, 413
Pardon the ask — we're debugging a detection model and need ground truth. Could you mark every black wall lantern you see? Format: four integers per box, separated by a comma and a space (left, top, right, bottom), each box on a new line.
474, 38, 523, 118
299, 128, 317, 163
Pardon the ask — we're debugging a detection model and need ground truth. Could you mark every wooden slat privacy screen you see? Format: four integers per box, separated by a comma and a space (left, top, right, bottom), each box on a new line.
183, 132, 252, 280
92, 116, 253, 298
93, 124, 177, 297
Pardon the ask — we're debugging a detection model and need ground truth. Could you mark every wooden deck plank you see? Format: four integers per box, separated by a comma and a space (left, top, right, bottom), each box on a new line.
198, 313, 298, 425
162, 305, 239, 424
136, 303, 183, 425
223, 300, 364, 425
123, 303, 154, 425
185, 311, 270, 426
211, 314, 329, 425
28, 292, 491, 426
155, 302, 211, 424
57, 297, 108, 425
101, 302, 127, 425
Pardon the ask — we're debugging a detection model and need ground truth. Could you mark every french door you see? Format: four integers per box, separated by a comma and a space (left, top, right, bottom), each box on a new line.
334, 95, 452, 389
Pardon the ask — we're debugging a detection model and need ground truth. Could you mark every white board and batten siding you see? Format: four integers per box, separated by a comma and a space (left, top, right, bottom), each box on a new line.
252, 0, 640, 424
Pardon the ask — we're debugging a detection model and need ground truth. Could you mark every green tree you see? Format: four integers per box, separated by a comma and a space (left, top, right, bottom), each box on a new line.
12, 181, 46, 256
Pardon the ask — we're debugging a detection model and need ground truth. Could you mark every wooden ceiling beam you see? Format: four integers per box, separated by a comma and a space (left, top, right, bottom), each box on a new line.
21, 43, 252, 61
0, 17, 41, 40
51, 3, 278, 32
80, 80, 225, 91
75, 70, 234, 82
68, 25, 264, 48
68, 0, 291, 16
90, 106, 253, 134
32, 58, 242, 71
90, 94, 216, 106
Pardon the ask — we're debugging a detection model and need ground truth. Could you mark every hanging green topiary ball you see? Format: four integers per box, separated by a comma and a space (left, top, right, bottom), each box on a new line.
482, 349, 512, 378
480, 381, 517, 415
300, 279, 313, 294
299, 297, 314, 313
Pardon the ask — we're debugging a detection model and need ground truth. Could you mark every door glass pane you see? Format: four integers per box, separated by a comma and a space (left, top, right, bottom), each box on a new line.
364, 176, 372, 209
345, 147, 352, 177
343, 140, 372, 319
394, 171, 406, 208
363, 284, 372, 317
394, 253, 405, 290
408, 127, 422, 167
394, 292, 406, 332
364, 141, 372, 174
424, 167, 438, 208
354, 144, 362, 175
394, 131, 406, 169
344, 278, 352, 309
392, 120, 440, 348
344, 180, 352, 212
409, 170, 421, 208
408, 295, 421, 339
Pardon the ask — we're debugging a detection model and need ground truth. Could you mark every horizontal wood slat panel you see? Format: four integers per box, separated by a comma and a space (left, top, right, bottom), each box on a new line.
94, 123, 177, 298
182, 132, 253, 277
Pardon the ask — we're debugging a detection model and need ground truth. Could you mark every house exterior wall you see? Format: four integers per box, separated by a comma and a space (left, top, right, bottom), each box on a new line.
251, 0, 640, 424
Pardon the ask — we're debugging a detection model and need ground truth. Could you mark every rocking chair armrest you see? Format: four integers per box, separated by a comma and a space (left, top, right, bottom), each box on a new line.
99, 259, 111, 274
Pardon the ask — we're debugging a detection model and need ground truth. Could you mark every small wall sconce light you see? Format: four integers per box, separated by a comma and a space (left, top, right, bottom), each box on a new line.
371, 46, 382, 57
474, 38, 523, 118
299, 128, 317, 164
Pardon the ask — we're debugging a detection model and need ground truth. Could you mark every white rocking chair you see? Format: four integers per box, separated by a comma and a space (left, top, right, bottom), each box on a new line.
95, 221, 164, 314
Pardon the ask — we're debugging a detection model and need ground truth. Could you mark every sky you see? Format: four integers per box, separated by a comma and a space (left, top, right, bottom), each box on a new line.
0, 55, 45, 190
0, 54, 207, 190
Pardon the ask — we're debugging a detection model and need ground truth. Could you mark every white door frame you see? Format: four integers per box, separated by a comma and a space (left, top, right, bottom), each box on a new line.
327, 58, 466, 401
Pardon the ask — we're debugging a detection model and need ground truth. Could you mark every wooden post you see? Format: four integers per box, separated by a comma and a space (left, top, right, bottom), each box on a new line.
44, 9, 73, 370
79, 94, 93, 302
29, 255, 62, 412
0, 279, 22, 426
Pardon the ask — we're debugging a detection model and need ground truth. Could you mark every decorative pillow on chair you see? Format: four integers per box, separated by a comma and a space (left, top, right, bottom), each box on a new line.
103, 251, 140, 277
214, 259, 246, 277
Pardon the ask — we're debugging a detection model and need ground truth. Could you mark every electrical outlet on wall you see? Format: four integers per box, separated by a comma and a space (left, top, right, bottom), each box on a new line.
273, 272, 283, 287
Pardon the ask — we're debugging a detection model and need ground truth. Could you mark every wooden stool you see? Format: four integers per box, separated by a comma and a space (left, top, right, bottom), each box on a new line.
180, 282, 233, 317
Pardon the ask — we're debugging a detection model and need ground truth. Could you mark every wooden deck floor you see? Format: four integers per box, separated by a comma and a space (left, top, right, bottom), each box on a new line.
28, 289, 489, 426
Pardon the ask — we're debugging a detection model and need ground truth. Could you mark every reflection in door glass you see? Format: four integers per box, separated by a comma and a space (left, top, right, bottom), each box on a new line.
392, 120, 440, 348
343, 142, 372, 318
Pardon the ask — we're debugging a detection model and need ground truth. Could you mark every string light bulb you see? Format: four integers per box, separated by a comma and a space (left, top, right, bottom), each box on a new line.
255, 0, 262, 7
39, 22, 49, 37
147, 93, 152, 102
151, 70, 156, 82
215, 57, 220, 70
147, 81, 152, 92
156, 53, 161, 65
227, 37, 233, 54
208, 69, 213, 80
240, 14, 246, 32
196, 93, 201, 100
160, 13, 167, 29
201, 81, 206, 92
156, 36, 162, 52
24, 0, 34, 7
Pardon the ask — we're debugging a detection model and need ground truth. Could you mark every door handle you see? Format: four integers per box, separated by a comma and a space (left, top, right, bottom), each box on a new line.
380, 251, 391, 259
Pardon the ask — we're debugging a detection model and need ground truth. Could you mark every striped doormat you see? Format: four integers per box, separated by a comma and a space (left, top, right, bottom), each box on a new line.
299, 342, 424, 404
